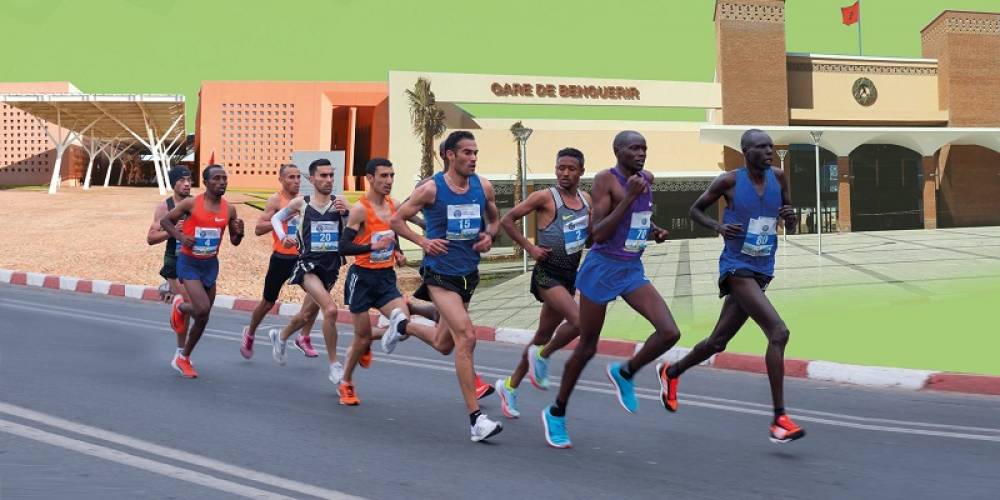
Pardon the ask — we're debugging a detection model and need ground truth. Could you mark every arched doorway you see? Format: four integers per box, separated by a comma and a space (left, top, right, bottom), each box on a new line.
787, 144, 838, 234
850, 145, 923, 231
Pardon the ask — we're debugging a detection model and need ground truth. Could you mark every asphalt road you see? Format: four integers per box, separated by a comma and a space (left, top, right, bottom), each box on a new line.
2, 283, 999, 499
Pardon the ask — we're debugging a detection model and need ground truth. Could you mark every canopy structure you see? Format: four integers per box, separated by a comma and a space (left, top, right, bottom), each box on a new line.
699, 124, 1000, 157
0, 93, 185, 194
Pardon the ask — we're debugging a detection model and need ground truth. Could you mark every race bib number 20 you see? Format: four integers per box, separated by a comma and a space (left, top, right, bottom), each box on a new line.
310, 221, 339, 252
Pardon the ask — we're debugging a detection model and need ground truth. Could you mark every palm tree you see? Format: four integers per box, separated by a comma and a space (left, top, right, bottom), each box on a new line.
405, 78, 447, 180
509, 121, 529, 257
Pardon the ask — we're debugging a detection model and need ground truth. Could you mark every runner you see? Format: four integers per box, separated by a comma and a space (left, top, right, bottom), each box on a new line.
337, 158, 458, 405
541, 130, 678, 448
657, 128, 806, 444
161, 165, 245, 378
391, 130, 504, 442
492, 147, 592, 419
268, 158, 350, 386
239, 164, 319, 360
147, 166, 192, 362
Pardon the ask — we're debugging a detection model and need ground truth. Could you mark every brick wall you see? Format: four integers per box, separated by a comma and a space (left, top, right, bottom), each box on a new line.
938, 145, 1000, 227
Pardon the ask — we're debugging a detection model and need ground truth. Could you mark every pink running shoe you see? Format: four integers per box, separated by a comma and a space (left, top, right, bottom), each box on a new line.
293, 335, 319, 358
240, 326, 254, 359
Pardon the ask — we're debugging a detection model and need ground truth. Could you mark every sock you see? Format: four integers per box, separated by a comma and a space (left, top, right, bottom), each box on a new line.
397, 318, 409, 335
619, 363, 635, 380
504, 377, 515, 391
550, 399, 567, 417
535, 345, 546, 359
176, 347, 183, 355
469, 409, 482, 426
666, 364, 680, 379
774, 407, 785, 419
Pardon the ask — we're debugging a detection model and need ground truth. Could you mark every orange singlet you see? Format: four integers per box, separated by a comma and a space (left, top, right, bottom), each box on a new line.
271, 192, 299, 256
353, 197, 396, 270
180, 194, 229, 259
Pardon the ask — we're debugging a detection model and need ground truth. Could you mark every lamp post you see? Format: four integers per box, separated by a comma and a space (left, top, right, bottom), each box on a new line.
809, 131, 823, 255
777, 148, 788, 241
511, 125, 533, 272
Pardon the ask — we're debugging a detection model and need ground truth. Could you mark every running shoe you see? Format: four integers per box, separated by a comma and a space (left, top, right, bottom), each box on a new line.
171, 355, 198, 378
169, 295, 186, 335
527, 344, 550, 390
381, 308, 405, 354
475, 374, 495, 399
541, 405, 571, 448
239, 326, 254, 360
293, 334, 319, 358
359, 346, 373, 369
656, 362, 679, 412
769, 414, 806, 444
328, 361, 345, 385
606, 362, 638, 414
470, 414, 503, 442
494, 378, 520, 418
269, 328, 286, 365
338, 382, 360, 406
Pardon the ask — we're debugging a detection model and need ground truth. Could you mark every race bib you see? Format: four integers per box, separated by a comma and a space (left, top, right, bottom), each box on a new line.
563, 214, 589, 255
446, 203, 481, 241
310, 221, 339, 252
741, 217, 777, 257
192, 227, 221, 256
624, 211, 652, 253
286, 216, 299, 238
370, 230, 395, 263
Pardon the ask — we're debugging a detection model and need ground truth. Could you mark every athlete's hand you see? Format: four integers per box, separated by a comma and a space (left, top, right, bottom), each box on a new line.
718, 223, 743, 240
779, 205, 796, 229
420, 238, 449, 256
372, 236, 393, 251
652, 227, 669, 243
231, 218, 245, 236
472, 232, 493, 254
527, 244, 550, 262
179, 234, 195, 247
175, 220, 185, 232
281, 236, 297, 248
334, 196, 349, 213
394, 250, 407, 267
625, 173, 647, 200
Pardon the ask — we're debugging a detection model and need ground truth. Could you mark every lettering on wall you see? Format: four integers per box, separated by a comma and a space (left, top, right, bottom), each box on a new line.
490, 82, 641, 101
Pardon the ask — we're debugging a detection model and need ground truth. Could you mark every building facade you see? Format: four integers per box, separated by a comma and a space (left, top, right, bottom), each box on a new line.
0, 82, 87, 187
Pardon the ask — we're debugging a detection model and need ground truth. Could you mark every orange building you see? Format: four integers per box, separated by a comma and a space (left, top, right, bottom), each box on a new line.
195, 81, 388, 190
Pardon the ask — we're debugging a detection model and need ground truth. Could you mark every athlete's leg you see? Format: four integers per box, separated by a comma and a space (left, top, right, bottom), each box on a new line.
726, 277, 789, 410
537, 285, 582, 358
167, 278, 189, 348
670, 296, 748, 376
295, 274, 340, 365
509, 301, 564, 388
298, 294, 318, 337
377, 297, 451, 354
553, 294, 607, 410
343, 311, 372, 384
620, 283, 681, 374
408, 300, 439, 322
180, 281, 215, 358
430, 286, 479, 412
279, 296, 320, 342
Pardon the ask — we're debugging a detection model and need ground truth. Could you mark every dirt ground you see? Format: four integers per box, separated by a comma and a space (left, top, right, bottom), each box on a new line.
0, 186, 419, 304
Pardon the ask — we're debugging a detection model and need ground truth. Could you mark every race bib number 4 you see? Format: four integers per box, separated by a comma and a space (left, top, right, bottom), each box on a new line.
310, 221, 339, 252
563, 214, 589, 255
741, 217, 777, 257
624, 211, 652, 253
192, 227, 221, 256
370, 230, 395, 262
446, 203, 482, 241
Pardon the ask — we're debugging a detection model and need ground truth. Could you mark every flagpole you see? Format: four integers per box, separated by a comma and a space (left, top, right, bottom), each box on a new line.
857, 0, 863, 55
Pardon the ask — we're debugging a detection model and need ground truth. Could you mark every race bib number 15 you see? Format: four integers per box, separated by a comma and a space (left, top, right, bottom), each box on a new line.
446, 204, 482, 241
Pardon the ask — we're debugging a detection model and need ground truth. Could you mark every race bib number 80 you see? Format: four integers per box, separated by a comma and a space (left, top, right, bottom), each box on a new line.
310, 221, 339, 252
624, 211, 652, 253
446, 204, 482, 241
192, 227, 221, 256
741, 217, 777, 257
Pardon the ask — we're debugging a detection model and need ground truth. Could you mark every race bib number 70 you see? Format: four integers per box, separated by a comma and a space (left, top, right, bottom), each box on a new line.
624, 211, 652, 253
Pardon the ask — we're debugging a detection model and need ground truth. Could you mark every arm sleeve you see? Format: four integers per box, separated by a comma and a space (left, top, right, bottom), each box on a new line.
271, 205, 294, 241
338, 227, 372, 256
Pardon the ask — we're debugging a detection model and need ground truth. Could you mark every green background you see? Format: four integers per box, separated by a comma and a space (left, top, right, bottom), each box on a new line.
3, 0, 998, 129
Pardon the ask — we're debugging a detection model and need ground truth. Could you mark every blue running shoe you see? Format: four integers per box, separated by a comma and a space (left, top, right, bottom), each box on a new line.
542, 405, 572, 448
527, 344, 550, 390
495, 378, 520, 418
606, 362, 638, 413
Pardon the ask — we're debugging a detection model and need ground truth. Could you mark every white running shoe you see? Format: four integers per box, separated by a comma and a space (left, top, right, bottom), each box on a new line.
269, 328, 286, 365
328, 361, 345, 385
381, 308, 406, 354
470, 414, 503, 442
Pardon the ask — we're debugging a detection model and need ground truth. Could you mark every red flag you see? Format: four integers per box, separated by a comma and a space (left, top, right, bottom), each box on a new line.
841, 1, 860, 25
207, 149, 215, 165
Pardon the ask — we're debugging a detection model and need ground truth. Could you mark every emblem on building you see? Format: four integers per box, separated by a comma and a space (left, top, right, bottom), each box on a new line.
852, 77, 877, 106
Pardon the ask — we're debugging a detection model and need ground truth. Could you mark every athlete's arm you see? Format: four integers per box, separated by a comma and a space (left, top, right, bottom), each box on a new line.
775, 167, 796, 231
500, 190, 551, 261
160, 197, 196, 248
589, 170, 646, 243
147, 202, 171, 245
228, 204, 245, 246
690, 172, 741, 239
643, 172, 670, 243
390, 181, 448, 256
254, 193, 281, 236
471, 177, 501, 253
271, 196, 304, 243
339, 202, 376, 256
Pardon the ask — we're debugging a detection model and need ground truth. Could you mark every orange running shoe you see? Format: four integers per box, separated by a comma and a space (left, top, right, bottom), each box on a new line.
171, 355, 198, 378
769, 414, 806, 443
359, 346, 373, 369
339, 382, 360, 406
475, 373, 495, 400
656, 362, 679, 412
169, 295, 187, 335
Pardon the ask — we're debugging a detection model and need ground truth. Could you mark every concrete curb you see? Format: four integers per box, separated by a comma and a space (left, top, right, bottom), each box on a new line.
3, 268, 999, 397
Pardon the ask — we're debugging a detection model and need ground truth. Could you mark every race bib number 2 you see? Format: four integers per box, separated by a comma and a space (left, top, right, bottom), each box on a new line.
741, 217, 777, 257
563, 214, 589, 255
192, 227, 221, 256
446, 204, 482, 241
310, 221, 339, 252
624, 211, 652, 253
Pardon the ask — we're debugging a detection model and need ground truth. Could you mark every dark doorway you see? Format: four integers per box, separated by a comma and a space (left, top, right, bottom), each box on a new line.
850, 144, 922, 231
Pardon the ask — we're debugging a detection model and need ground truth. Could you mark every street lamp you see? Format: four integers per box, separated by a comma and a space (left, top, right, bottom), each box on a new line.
511, 125, 533, 272
809, 131, 823, 255
777, 148, 788, 241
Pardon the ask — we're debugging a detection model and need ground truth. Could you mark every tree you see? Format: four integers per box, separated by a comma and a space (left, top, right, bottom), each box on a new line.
509, 121, 531, 258
405, 78, 447, 180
